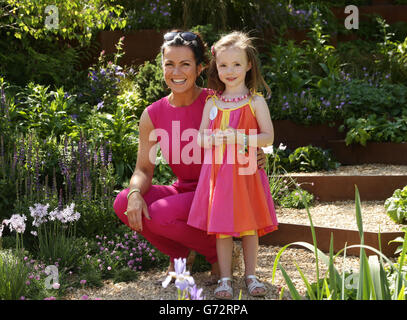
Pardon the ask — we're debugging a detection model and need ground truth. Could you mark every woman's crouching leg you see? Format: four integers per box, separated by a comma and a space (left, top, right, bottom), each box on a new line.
113, 186, 190, 263
144, 191, 218, 265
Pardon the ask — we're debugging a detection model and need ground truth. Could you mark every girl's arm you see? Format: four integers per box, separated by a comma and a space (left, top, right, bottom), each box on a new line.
231, 95, 274, 148
247, 95, 274, 148
197, 99, 222, 148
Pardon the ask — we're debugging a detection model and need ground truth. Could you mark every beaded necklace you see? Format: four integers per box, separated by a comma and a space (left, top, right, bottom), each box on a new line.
217, 91, 251, 103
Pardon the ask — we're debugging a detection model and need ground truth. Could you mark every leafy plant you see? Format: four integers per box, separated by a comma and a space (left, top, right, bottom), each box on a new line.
385, 186, 407, 224
340, 114, 407, 146
288, 145, 340, 172
376, 17, 407, 83
280, 189, 314, 209
122, 0, 172, 31
272, 185, 407, 300
2, 0, 126, 45
133, 53, 168, 108
0, 249, 31, 300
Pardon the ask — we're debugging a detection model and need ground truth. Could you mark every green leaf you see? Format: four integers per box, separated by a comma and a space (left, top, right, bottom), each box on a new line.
277, 262, 302, 300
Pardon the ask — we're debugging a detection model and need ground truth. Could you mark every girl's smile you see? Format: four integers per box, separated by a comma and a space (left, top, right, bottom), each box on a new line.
215, 46, 251, 93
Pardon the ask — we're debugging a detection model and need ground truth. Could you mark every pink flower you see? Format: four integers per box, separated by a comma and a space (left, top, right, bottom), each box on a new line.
52, 283, 60, 290
81, 295, 89, 300
80, 279, 87, 285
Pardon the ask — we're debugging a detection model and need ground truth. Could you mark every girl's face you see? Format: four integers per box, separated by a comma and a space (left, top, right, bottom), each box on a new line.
215, 46, 251, 91
162, 46, 202, 94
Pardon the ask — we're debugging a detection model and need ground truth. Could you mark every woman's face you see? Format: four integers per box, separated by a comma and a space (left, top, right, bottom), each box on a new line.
162, 46, 202, 94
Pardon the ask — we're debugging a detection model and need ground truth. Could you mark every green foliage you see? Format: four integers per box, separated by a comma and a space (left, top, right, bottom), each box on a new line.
272, 186, 407, 300
287, 145, 340, 172
280, 189, 314, 209
121, 0, 172, 31
376, 17, 407, 83
84, 102, 139, 186
152, 148, 176, 186
340, 79, 407, 119
2, 0, 126, 45
0, 249, 31, 300
190, 24, 221, 48
134, 53, 168, 108
12, 83, 81, 140
340, 114, 407, 146
385, 186, 407, 224
0, 37, 86, 88
113, 268, 139, 283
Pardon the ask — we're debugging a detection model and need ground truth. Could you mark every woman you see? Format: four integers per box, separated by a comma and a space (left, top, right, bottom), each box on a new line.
113, 30, 265, 277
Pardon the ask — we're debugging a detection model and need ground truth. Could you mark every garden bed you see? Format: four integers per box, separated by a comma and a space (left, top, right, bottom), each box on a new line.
273, 120, 345, 150
267, 200, 405, 257
282, 164, 407, 201
327, 141, 407, 165
62, 244, 364, 300
61, 199, 403, 300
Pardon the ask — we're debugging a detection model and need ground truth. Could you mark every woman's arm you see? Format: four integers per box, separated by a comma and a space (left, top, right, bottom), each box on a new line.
126, 108, 157, 231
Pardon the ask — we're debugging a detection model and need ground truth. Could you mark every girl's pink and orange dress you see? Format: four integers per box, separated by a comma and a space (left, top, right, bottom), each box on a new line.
187, 94, 278, 238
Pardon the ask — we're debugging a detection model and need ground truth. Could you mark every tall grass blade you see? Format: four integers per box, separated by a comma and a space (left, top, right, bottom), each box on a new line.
328, 233, 338, 300
300, 189, 320, 298
293, 261, 316, 300
341, 243, 347, 300
394, 230, 407, 299
277, 262, 302, 300
368, 255, 383, 299
397, 284, 405, 300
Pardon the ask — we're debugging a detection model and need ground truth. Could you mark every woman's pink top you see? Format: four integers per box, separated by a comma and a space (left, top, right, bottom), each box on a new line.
147, 88, 210, 188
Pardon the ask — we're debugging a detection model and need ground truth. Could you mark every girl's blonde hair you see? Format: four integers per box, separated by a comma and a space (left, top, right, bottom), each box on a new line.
207, 31, 271, 98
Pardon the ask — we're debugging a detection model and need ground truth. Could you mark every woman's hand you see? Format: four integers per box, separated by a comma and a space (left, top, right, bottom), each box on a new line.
256, 147, 266, 169
126, 192, 151, 232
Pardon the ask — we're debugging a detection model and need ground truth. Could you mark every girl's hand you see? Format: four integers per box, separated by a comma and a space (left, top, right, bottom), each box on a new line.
223, 127, 245, 145
126, 192, 151, 232
212, 130, 226, 146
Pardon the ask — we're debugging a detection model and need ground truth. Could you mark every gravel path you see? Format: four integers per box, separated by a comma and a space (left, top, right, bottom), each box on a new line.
276, 200, 404, 232
63, 164, 405, 300
63, 243, 363, 300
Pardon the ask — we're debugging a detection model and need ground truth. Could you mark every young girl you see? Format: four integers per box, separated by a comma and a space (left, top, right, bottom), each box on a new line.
187, 31, 278, 299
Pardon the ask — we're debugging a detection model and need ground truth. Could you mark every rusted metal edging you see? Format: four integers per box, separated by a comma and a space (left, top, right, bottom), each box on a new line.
259, 222, 403, 257
283, 175, 407, 201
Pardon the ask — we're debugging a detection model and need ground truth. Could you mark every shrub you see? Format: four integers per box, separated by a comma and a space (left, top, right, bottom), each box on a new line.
0, 249, 30, 300
133, 53, 168, 108
385, 186, 407, 224
280, 189, 314, 209
287, 145, 340, 172
340, 114, 407, 146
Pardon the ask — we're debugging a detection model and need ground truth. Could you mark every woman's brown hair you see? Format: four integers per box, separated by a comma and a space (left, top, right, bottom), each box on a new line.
207, 31, 271, 98
160, 29, 209, 67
